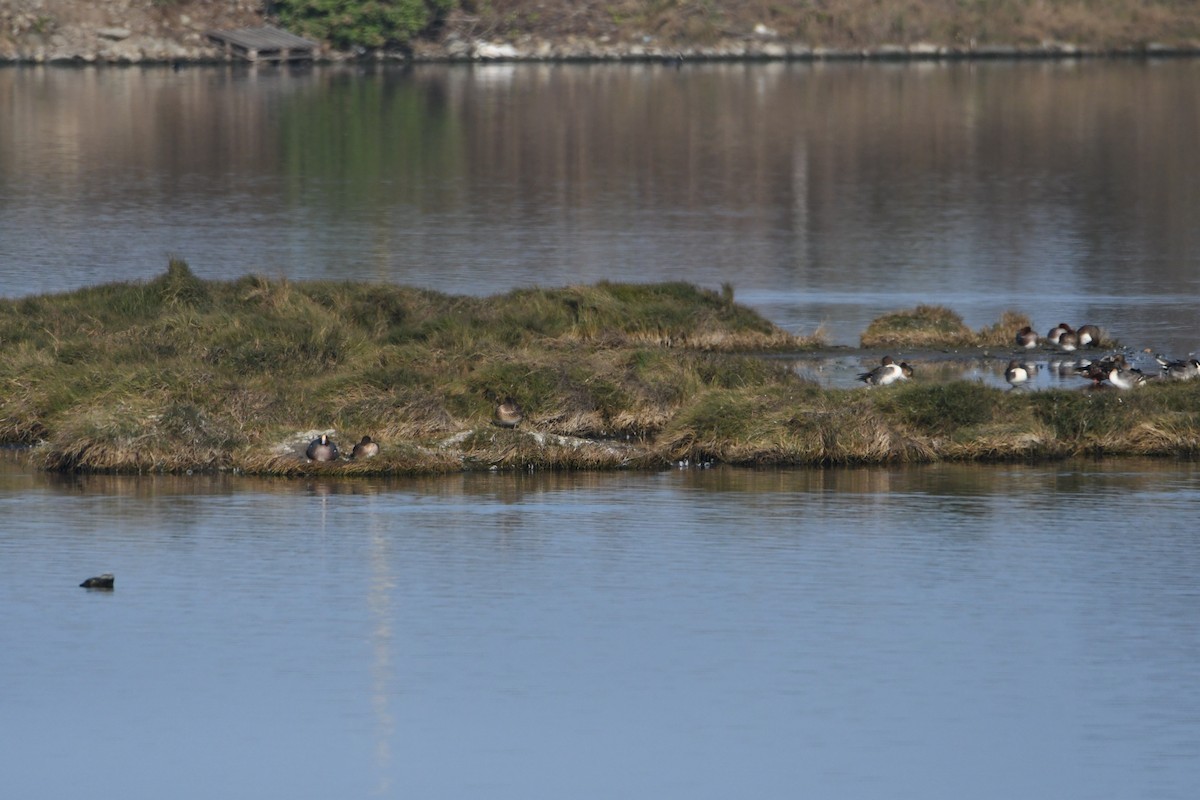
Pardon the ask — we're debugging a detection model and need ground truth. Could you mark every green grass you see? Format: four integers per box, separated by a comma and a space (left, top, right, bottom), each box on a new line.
2, 260, 1196, 474
0, 260, 824, 473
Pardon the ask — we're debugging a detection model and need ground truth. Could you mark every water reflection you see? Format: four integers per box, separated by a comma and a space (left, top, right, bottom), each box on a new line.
2, 61, 1198, 353
778, 346, 1169, 390
5, 446, 1195, 499
3, 453, 1200, 797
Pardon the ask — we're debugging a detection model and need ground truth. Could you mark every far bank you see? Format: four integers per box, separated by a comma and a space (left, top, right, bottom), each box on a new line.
2, 0, 1198, 64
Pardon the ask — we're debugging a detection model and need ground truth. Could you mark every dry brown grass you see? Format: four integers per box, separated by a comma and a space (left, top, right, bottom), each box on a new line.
6, 263, 1199, 475
448, 0, 1200, 50
861, 305, 978, 349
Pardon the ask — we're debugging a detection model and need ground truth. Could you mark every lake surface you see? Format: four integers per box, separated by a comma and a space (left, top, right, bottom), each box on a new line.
3, 454, 1199, 798
3, 61, 1200, 797
2, 59, 1199, 357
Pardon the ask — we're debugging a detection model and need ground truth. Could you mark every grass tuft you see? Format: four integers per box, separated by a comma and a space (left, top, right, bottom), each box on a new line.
861, 304, 976, 349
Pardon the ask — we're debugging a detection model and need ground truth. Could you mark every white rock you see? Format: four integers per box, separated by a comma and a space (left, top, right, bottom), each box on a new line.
97, 27, 132, 41
475, 41, 519, 59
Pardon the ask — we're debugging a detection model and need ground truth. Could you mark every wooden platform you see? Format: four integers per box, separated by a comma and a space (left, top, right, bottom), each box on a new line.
206, 26, 317, 62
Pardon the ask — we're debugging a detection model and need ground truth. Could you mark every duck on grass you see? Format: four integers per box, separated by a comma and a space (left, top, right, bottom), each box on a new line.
1, 259, 1197, 474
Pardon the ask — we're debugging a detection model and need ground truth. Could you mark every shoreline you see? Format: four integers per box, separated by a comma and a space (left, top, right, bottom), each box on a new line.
3, 25, 1200, 66
3, 40, 1200, 67
5, 0, 1198, 66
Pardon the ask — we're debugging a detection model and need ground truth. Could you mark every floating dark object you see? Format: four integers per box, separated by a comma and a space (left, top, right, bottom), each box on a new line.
80, 573, 115, 589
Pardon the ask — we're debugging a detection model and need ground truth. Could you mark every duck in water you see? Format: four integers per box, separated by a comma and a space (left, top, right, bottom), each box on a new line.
858, 356, 912, 386
80, 573, 115, 589
1004, 360, 1032, 389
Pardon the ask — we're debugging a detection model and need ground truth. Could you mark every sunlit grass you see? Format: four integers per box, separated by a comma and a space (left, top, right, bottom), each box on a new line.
1, 260, 1196, 474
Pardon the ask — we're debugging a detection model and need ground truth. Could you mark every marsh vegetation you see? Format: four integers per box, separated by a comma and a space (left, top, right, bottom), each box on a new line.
1, 261, 1195, 474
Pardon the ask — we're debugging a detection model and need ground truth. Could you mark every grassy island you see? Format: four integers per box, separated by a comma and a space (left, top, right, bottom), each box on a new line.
1, 260, 1197, 475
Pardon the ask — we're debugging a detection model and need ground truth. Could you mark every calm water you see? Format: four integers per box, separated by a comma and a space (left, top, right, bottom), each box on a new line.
1, 60, 1199, 354
3, 61, 1200, 797
3, 455, 1200, 798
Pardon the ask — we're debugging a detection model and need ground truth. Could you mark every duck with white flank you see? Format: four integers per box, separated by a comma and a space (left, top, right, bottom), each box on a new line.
1046, 322, 1071, 346
858, 356, 912, 386
1075, 354, 1128, 385
1155, 355, 1200, 381
1015, 326, 1039, 349
306, 434, 339, 461
1076, 324, 1102, 348
1004, 360, 1032, 389
1107, 365, 1146, 390
1057, 326, 1079, 351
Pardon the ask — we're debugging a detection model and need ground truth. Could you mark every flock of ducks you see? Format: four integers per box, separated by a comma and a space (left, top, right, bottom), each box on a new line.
303, 396, 526, 462
1008, 322, 1198, 391
299, 321, 1193, 460
305, 433, 380, 462
1016, 323, 1104, 352
862, 322, 1197, 392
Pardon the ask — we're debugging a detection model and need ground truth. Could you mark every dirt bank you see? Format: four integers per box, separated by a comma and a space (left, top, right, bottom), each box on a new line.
2, 0, 1198, 64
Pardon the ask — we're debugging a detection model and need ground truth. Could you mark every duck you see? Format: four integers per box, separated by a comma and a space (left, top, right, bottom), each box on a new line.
1015, 326, 1039, 349
1057, 327, 1079, 351
493, 396, 524, 428
1107, 366, 1146, 390
1004, 359, 1031, 389
350, 435, 380, 458
1075, 354, 1128, 385
306, 434, 339, 461
858, 356, 911, 386
1046, 322, 1071, 346
1075, 324, 1102, 348
80, 573, 115, 589
1155, 354, 1200, 381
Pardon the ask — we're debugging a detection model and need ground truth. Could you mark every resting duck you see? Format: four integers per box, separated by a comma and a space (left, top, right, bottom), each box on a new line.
493, 397, 524, 428
1046, 322, 1072, 346
1075, 354, 1128, 385
1155, 355, 1200, 381
1015, 326, 1039, 349
306, 434, 339, 461
80, 573, 115, 589
350, 435, 380, 458
1004, 359, 1031, 389
858, 356, 912, 386
1107, 366, 1146, 390
1075, 324, 1102, 348
1057, 326, 1079, 351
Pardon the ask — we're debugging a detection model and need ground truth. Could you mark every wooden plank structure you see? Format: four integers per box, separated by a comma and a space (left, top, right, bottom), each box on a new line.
206, 25, 317, 62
